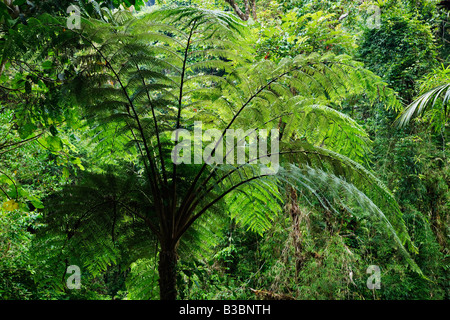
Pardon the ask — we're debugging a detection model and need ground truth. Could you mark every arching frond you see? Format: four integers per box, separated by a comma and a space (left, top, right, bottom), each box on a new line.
396, 83, 450, 130
277, 165, 424, 276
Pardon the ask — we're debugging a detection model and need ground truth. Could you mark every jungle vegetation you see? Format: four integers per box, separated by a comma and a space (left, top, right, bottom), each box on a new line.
0, 0, 448, 300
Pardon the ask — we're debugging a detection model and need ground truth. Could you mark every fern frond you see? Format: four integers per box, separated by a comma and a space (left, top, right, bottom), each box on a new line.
277, 164, 424, 276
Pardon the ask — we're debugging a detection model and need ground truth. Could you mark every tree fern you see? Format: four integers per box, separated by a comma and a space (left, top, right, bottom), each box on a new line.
31, 6, 424, 299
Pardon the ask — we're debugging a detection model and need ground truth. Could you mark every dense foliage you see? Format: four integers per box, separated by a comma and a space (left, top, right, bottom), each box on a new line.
0, 0, 448, 300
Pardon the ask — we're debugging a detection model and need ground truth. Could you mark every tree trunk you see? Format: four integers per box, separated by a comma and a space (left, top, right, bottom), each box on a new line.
224, 0, 257, 21
158, 246, 178, 300
3, 0, 20, 19
250, 0, 257, 20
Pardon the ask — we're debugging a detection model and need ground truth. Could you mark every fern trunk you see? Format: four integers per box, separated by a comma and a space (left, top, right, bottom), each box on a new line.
158, 246, 178, 300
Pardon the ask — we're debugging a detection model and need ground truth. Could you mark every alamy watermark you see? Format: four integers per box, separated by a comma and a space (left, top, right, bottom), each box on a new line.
366, 265, 381, 290
66, 5, 81, 30
171, 122, 280, 175
66, 265, 81, 290
366, 5, 381, 30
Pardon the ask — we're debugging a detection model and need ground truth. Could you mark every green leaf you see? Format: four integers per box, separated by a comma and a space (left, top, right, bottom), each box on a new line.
30, 199, 44, 209
71, 157, 85, 170
0, 174, 14, 185
18, 123, 37, 139
42, 60, 53, 70
62, 167, 70, 180
42, 136, 63, 152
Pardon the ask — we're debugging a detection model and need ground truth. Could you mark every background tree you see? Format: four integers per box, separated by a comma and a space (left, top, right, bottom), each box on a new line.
224, 0, 257, 21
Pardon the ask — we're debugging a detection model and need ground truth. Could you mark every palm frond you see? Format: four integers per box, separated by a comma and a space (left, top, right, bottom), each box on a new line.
396, 83, 450, 130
